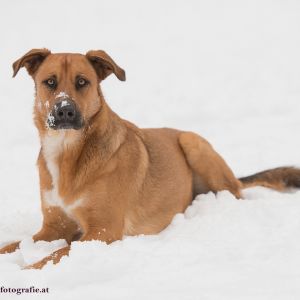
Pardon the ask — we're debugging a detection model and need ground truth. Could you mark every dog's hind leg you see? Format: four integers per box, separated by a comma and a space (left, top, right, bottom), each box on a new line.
179, 132, 242, 199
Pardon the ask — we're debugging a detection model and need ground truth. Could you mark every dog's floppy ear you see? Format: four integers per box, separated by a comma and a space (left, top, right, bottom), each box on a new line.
86, 50, 126, 81
13, 48, 51, 77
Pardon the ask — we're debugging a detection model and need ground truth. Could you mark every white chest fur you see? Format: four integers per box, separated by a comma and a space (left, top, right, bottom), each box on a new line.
42, 132, 82, 216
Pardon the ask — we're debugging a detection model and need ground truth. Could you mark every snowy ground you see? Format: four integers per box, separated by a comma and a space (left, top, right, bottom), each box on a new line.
0, 0, 300, 299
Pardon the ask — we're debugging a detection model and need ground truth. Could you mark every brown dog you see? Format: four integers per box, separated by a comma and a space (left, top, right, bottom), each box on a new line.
1, 49, 299, 269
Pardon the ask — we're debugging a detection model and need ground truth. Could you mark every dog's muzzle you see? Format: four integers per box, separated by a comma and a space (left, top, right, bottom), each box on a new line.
47, 99, 83, 130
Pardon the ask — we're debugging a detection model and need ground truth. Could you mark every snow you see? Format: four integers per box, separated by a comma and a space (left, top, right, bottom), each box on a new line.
47, 113, 55, 127
55, 92, 69, 99
20, 239, 67, 266
1, 0, 300, 299
60, 100, 70, 107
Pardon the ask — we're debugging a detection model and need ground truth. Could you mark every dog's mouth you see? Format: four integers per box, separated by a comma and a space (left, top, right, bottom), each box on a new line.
46, 114, 84, 130
48, 121, 84, 130
46, 99, 84, 130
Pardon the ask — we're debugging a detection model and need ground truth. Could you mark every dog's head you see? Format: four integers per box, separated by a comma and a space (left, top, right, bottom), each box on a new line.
13, 49, 125, 133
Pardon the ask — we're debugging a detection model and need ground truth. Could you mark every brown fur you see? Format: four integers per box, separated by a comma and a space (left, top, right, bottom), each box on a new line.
239, 167, 300, 191
0, 49, 299, 269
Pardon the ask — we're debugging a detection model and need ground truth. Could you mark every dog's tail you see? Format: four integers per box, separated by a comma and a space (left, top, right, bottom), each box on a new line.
239, 166, 300, 191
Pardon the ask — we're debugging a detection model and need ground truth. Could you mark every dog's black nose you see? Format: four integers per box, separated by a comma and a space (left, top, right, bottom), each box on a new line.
48, 99, 83, 130
54, 100, 76, 122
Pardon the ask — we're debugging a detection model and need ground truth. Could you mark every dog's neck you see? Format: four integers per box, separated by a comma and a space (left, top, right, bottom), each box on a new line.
40, 100, 127, 197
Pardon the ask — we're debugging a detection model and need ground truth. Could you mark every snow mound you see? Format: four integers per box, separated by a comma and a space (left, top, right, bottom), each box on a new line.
1, 190, 300, 299
20, 238, 67, 265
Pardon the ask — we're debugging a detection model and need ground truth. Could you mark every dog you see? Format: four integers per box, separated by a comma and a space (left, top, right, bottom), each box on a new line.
0, 48, 299, 269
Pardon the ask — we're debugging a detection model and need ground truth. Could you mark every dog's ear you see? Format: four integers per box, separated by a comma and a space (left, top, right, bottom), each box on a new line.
86, 50, 126, 82
13, 48, 51, 77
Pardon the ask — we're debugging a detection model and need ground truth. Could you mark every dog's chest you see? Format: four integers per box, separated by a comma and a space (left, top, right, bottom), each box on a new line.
41, 133, 82, 217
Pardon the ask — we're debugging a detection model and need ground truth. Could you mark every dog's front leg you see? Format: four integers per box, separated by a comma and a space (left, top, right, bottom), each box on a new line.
25, 206, 124, 269
32, 206, 81, 244
0, 241, 21, 254
24, 246, 71, 269
0, 207, 80, 255
25, 230, 122, 270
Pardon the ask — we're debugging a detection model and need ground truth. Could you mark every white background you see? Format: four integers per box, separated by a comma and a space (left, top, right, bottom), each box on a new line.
0, 1, 300, 299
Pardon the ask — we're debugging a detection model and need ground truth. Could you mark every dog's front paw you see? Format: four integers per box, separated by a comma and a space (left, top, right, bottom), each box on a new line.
23, 246, 70, 270
23, 259, 49, 270
0, 241, 20, 254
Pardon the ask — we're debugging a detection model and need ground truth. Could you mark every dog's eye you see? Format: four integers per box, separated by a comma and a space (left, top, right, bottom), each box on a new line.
44, 78, 57, 89
76, 78, 89, 89
78, 78, 86, 86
